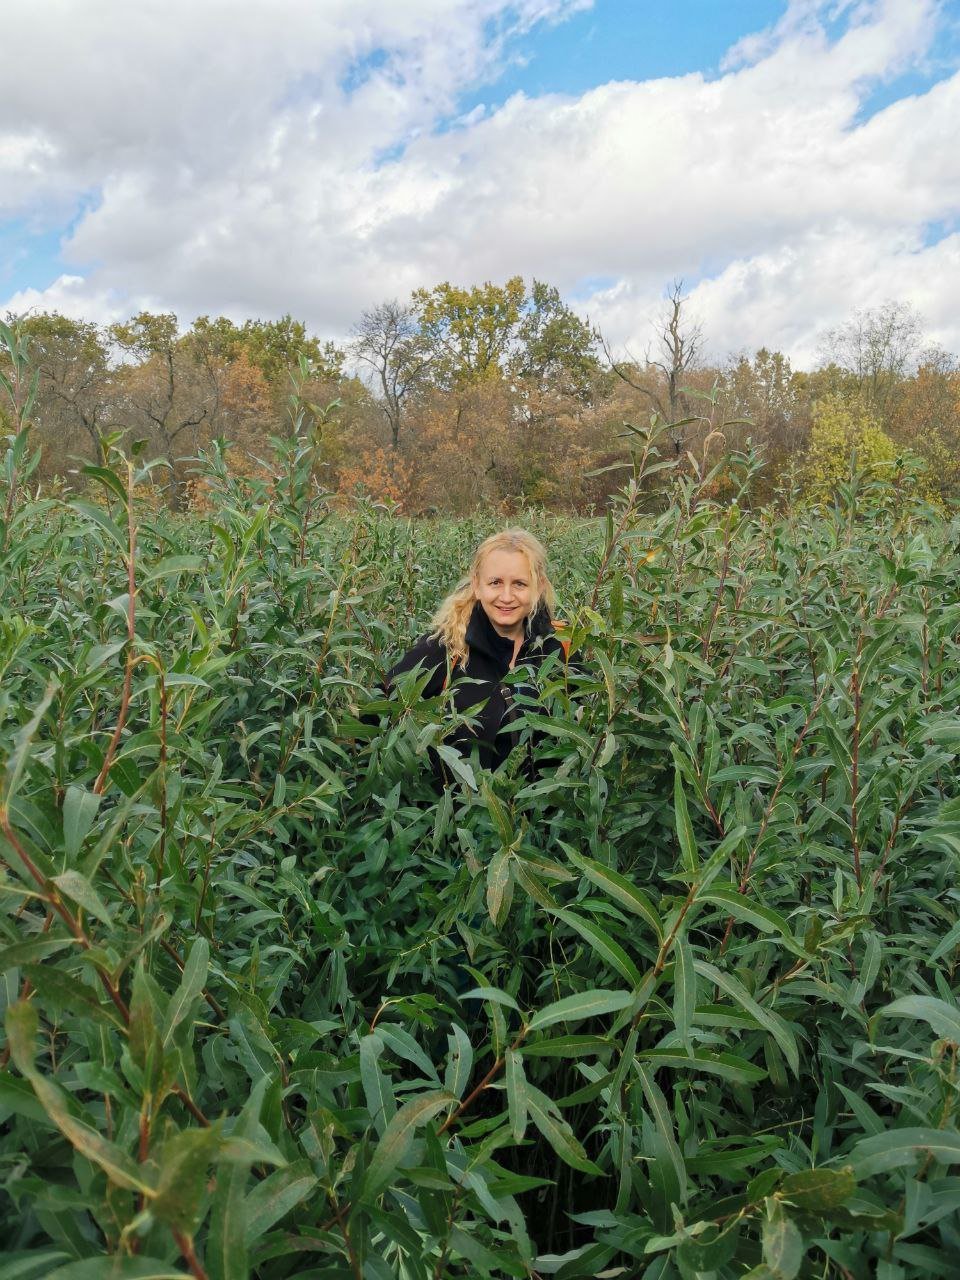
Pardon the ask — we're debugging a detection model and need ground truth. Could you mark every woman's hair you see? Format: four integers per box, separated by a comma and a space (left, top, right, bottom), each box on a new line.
430, 528, 555, 666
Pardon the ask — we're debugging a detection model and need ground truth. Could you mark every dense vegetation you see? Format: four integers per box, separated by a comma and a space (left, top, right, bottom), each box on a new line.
2, 364, 960, 1279
6, 284, 960, 513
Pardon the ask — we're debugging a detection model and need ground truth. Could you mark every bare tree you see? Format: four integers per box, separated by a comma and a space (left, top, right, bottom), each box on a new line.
351, 300, 431, 449
602, 279, 703, 452
819, 301, 923, 412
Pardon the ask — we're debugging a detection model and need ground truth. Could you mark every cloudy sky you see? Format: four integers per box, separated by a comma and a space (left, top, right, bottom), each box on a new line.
2, 0, 958, 365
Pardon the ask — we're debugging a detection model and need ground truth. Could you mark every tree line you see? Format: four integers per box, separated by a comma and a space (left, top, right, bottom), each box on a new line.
3, 280, 958, 511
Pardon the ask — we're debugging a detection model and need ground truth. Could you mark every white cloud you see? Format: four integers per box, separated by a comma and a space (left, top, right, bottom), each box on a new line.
2, 0, 958, 365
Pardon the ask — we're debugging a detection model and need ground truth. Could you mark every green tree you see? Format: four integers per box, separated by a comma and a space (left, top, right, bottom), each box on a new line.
804, 393, 897, 497
512, 280, 600, 403
191, 314, 342, 385
413, 277, 526, 390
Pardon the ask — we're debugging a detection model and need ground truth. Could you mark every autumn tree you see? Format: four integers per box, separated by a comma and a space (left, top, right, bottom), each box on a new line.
17, 313, 114, 472
886, 348, 960, 498
110, 312, 219, 509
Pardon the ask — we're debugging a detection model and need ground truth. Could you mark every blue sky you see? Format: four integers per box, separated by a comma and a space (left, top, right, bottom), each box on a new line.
2, 0, 959, 362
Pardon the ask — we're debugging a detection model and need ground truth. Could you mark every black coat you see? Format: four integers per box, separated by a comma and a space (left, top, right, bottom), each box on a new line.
388, 602, 566, 770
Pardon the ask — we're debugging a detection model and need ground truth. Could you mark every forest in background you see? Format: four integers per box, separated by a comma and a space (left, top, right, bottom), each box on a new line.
3, 279, 959, 513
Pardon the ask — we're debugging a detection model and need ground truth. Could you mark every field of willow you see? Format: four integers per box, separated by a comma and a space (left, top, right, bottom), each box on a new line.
2, 421, 960, 1280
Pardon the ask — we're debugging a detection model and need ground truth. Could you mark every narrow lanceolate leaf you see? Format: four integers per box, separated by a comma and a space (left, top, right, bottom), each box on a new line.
553, 909, 644, 988
47, 1262, 193, 1279
674, 768, 698, 875
695, 959, 799, 1076
697, 884, 791, 937
243, 1161, 318, 1246
363, 1091, 455, 1198
1, 683, 56, 805
525, 1083, 602, 1175
360, 1033, 397, 1135
852, 1128, 960, 1178
152, 1127, 224, 1233
880, 995, 960, 1043
486, 846, 512, 926
207, 1077, 269, 1280
528, 988, 634, 1031
673, 937, 697, 1051
780, 1166, 856, 1211
443, 1023, 474, 1101
6, 1002, 155, 1195
61, 786, 102, 861
762, 1199, 802, 1280
506, 1049, 528, 1142
638, 1048, 767, 1084
482, 782, 514, 844
161, 937, 210, 1047
565, 849, 664, 941
51, 871, 112, 926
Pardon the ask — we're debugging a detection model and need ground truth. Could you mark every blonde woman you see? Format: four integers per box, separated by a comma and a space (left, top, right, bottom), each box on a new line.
388, 529, 567, 770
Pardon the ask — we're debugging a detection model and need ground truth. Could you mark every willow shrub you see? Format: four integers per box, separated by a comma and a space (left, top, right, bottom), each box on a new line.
1, 422, 960, 1280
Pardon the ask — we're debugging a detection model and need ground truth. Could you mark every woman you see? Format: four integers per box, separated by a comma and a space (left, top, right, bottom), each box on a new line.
388, 529, 568, 771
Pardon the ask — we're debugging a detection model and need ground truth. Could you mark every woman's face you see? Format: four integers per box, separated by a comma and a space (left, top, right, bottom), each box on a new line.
474, 549, 535, 640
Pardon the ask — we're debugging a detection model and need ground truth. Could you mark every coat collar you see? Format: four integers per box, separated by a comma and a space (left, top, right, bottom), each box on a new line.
465, 600, 554, 664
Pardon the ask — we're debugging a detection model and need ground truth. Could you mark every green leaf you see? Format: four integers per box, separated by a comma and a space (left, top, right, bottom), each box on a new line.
528, 988, 633, 1031
7, 1002, 155, 1195
553, 909, 644, 988
243, 1160, 318, 1246
565, 848, 664, 941
48, 1264, 192, 1280
61, 787, 102, 860
487, 846, 512, 926
360, 1032, 397, 1135
443, 1023, 474, 1101
161, 938, 210, 1047
673, 937, 697, 1051
206, 1077, 268, 1280
674, 768, 697, 874
152, 1126, 224, 1233
697, 885, 791, 936
638, 1047, 767, 1083
780, 1166, 856, 1211
1, 683, 56, 805
852, 1127, 960, 1177
880, 995, 960, 1042
51, 871, 112, 926
80, 464, 129, 506
363, 1091, 455, 1197
526, 1083, 602, 1175
69, 500, 127, 551
506, 1048, 528, 1142
762, 1199, 802, 1279
694, 959, 799, 1075
140, 555, 205, 584
0, 1253, 70, 1280
435, 743, 477, 790
461, 986, 520, 1012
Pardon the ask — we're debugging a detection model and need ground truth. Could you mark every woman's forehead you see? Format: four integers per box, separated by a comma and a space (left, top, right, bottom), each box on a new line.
478, 548, 532, 578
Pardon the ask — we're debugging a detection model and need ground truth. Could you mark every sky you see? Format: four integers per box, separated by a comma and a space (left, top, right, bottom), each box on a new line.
1, 0, 959, 366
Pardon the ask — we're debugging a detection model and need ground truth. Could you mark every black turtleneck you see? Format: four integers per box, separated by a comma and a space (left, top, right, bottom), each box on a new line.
388, 601, 565, 769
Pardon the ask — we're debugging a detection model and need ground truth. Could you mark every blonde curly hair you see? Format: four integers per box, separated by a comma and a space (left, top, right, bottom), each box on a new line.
430, 529, 555, 668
